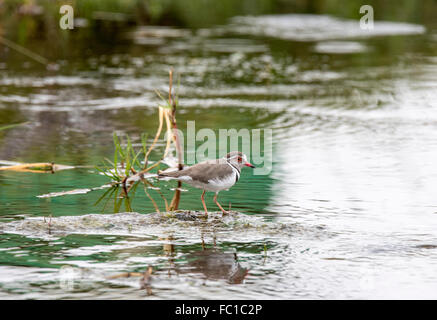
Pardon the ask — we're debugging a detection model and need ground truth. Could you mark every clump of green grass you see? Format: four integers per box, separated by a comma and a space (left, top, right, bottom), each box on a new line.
94, 69, 184, 213
0, 122, 28, 131
95, 132, 147, 182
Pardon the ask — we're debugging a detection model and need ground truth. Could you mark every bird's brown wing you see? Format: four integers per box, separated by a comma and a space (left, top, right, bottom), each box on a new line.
183, 162, 234, 183
159, 160, 233, 183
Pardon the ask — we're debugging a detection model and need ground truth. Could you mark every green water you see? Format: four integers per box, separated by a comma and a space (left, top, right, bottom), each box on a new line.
1, 3, 437, 299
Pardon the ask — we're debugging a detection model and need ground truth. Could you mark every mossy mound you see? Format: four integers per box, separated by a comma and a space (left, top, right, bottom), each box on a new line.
0, 211, 326, 242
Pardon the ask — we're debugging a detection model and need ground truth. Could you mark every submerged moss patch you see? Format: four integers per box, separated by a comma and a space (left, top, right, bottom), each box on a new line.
0, 211, 327, 243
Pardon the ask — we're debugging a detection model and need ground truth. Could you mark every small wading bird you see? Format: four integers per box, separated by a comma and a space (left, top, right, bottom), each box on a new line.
158, 151, 255, 215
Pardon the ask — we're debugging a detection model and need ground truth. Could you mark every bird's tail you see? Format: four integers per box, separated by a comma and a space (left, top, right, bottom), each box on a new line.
157, 169, 183, 179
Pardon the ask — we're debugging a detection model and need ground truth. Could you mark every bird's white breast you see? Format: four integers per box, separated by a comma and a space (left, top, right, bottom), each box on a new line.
206, 173, 237, 192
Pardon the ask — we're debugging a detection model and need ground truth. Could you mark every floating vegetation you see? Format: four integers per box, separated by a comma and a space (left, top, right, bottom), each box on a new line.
32, 69, 186, 215
0, 122, 29, 131
37, 185, 112, 199
92, 69, 184, 213
0, 162, 75, 173
0, 211, 315, 241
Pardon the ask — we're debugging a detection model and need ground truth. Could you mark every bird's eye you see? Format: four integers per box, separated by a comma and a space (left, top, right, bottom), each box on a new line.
237, 157, 242, 162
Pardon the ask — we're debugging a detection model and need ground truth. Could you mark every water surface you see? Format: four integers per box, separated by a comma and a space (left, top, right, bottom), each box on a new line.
1, 13, 437, 299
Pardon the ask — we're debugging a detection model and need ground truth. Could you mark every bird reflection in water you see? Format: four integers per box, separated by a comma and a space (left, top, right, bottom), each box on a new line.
170, 234, 249, 284
103, 186, 249, 292
183, 248, 249, 284
107, 234, 248, 296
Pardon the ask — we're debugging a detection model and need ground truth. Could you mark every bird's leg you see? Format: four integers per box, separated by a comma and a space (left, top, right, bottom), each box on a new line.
201, 190, 208, 216
214, 192, 229, 216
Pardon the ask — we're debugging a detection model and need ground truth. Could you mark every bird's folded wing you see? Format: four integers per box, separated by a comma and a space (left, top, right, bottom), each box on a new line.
183, 162, 233, 183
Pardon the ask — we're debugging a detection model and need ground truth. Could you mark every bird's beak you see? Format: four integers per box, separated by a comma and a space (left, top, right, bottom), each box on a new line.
245, 162, 255, 168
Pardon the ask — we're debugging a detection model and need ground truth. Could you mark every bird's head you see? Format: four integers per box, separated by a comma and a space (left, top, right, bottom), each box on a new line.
224, 151, 255, 169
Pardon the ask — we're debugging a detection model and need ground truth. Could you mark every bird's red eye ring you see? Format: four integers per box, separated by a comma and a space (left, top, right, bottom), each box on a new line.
237, 157, 242, 162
